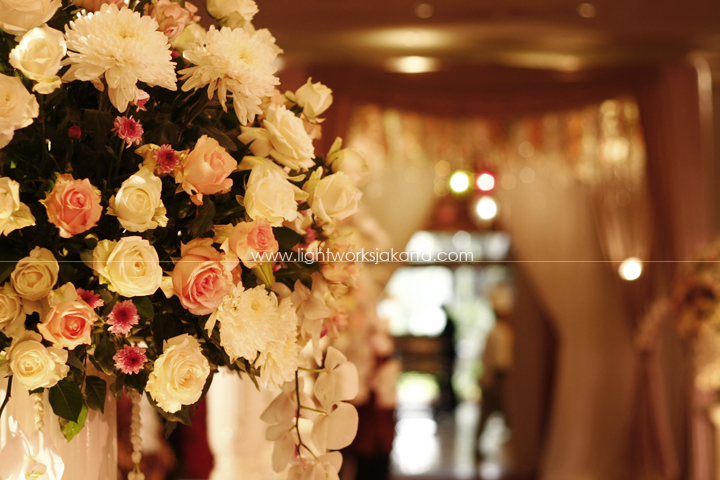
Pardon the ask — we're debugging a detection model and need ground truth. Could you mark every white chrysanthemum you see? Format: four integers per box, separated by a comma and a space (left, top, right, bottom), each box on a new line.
63, 4, 177, 112
209, 284, 297, 363
179, 26, 279, 125
257, 334, 301, 390
257, 297, 301, 389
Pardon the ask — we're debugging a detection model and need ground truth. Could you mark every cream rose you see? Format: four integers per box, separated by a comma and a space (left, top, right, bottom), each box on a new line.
0, 0, 62, 36
206, 0, 257, 28
248, 105, 315, 170
37, 283, 96, 350
305, 171, 361, 224
11, 247, 58, 301
5, 330, 69, 391
92, 236, 162, 297
146, 334, 210, 413
176, 135, 237, 206
289, 78, 333, 120
326, 137, 369, 186
172, 238, 236, 315
108, 167, 168, 232
0, 73, 39, 149
9, 25, 66, 94
0, 177, 36, 236
0, 283, 25, 335
243, 162, 308, 227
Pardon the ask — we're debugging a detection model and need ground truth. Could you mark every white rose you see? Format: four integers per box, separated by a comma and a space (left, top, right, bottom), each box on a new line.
290, 78, 333, 120
108, 167, 168, 232
326, 137, 369, 186
0, 73, 39, 149
0, 0, 61, 36
0, 283, 25, 335
244, 162, 308, 227
5, 330, 69, 391
92, 236, 162, 297
0, 176, 36, 236
146, 334, 210, 413
206, 0, 257, 28
11, 247, 58, 301
9, 25, 66, 94
245, 105, 315, 171
305, 171, 361, 224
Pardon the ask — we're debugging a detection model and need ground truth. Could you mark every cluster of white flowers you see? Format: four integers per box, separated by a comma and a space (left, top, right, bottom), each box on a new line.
262, 347, 359, 480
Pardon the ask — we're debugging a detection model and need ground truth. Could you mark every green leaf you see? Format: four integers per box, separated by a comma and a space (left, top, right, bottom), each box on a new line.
49, 379, 85, 423
92, 336, 116, 376
132, 296, 154, 320
124, 369, 149, 392
274, 227, 304, 252
186, 199, 215, 238
110, 375, 125, 399
197, 126, 237, 152
147, 393, 192, 425
66, 353, 86, 372
164, 420, 178, 438
60, 404, 88, 442
152, 312, 186, 350
84, 375, 107, 414
0, 253, 20, 285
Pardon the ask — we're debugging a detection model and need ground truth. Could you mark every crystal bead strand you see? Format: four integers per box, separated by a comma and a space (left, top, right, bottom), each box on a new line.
128, 390, 145, 480
31, 391, 44, 431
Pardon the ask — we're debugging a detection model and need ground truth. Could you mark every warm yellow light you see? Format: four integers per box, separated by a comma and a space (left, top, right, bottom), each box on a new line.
476, 173, 495, 191
619, 257, 642, 281
475, 196, 498, 220
386, 56, 440, 74
449, 171, 470, 193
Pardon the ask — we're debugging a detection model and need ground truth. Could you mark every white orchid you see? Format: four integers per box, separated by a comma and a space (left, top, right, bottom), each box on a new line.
0, 417, 64, 480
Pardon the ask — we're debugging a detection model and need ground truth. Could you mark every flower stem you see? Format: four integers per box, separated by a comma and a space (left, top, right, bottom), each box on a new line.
0, 375, 13, 420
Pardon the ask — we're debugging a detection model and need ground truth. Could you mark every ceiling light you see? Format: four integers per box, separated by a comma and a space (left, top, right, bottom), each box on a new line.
618, 257, 642, 281
475, 196, 498, 221
476, 173, 495, 191
449, 171, 471, 193
577, 3, 596, 18
415, 3, 434, 19
386, 56, 439, 73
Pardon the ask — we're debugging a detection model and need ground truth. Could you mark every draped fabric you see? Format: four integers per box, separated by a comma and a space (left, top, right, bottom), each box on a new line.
307, 59, 714, 479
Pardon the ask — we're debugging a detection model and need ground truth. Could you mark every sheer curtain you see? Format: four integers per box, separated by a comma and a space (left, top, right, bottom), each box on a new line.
336, 64, 709, 477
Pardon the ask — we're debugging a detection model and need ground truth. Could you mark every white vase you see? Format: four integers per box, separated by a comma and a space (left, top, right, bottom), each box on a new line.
0, 376, 117, 480
206, 368, 276, 480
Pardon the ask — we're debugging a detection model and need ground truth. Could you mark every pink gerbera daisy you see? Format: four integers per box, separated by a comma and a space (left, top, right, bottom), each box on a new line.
113, 345, 147, 375
112, 116, 144, 147
107, 300, 140, 336
153, 144, 179, 174
76, 288, 104, 309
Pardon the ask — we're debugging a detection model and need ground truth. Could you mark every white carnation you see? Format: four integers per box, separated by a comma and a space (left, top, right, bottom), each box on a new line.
63, 4, 177, 112
179, 26, 279, 125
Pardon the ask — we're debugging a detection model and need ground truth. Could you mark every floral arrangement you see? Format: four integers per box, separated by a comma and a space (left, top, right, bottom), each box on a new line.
0, 0, 367, 477
672, 237, 720, 391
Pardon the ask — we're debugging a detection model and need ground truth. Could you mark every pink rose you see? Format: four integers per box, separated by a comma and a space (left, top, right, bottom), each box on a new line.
172, 238, 237, 315
74, 0, 125, 12
147, 0, 200, 41
42, 174, 102, 238
38, 284, 96, 350
215, 218, 279, 268
176, 135, 237, 206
